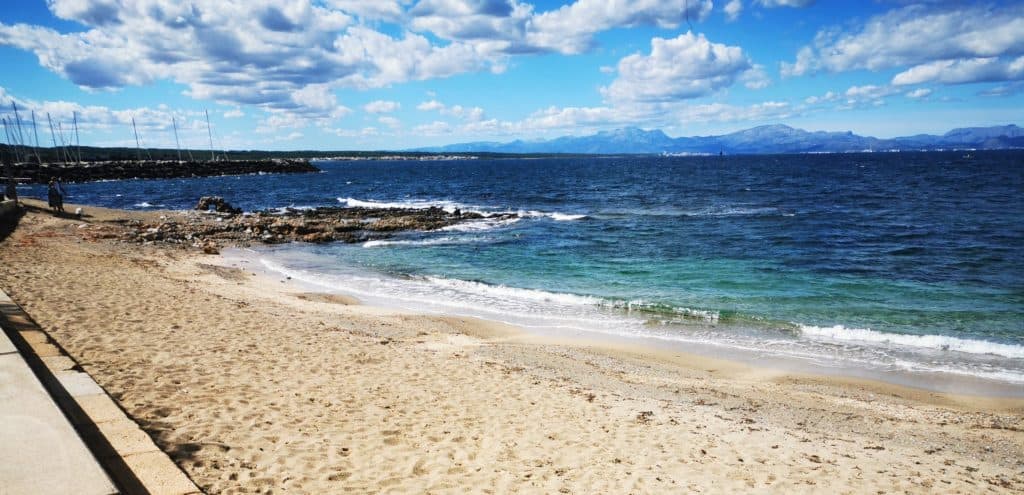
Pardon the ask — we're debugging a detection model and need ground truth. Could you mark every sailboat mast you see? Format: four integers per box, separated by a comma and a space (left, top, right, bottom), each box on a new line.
12, 103, 27, 161
2, 118, 21, 162
46, 113, 59, 162
31, 111, 42, 164
205, 109, 215, 161
172, 116, 182, 162
57, 121, 72, 163
132, 117, 142, 162
2, 118, 22, 163
73, 112, 81, 163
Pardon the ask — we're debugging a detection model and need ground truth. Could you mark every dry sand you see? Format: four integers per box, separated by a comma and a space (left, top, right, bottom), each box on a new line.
1, 200, 1022, 494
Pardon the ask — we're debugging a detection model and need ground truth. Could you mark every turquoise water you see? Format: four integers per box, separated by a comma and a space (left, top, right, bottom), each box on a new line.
27, 151, 1024, 391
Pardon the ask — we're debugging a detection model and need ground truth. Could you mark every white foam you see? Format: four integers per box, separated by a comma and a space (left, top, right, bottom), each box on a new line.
423, 276, 601, 306
133, 201, 163, 208
339, 197, 586, 223
438, 217, 521, 232
800, 325, 1024, 359
550, 212, 588, 221
515, 210, 587, 221
338, 197, 469, 213
363, 237, 480, 248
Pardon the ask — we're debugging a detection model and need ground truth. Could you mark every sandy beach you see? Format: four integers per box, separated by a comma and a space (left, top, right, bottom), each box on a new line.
1, 200, 1022, 494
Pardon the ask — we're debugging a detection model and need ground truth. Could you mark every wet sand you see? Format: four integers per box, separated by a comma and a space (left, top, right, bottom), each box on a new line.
1, 200, 1022, 494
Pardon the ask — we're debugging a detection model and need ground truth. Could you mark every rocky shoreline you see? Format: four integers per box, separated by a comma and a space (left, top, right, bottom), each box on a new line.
86, 196, 514, 254
9, 159, 318, 183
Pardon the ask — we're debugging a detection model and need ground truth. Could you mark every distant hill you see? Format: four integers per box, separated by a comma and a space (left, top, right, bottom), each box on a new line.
416, 124, 1024, 155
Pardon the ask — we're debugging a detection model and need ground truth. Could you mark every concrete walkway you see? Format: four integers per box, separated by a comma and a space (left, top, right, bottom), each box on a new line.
0, 293, 117, 494
0, 288, 201, 495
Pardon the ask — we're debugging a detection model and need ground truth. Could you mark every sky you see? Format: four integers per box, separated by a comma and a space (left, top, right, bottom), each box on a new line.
0, 1, 1022, 151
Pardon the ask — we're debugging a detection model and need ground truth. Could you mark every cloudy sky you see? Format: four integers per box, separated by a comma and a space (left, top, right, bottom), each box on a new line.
1, 0, 1022, 150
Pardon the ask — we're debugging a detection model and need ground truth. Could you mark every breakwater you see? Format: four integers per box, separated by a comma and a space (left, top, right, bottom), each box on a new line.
8, 159, 319, 183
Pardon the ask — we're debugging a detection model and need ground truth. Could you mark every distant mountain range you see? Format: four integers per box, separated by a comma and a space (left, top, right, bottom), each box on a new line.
416, 124, 1024, 155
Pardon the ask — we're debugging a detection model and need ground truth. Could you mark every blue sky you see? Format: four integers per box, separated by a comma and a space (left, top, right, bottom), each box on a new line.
1, 0, 1022, 150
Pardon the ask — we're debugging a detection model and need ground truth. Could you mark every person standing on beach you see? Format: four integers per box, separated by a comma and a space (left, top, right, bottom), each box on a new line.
47, 177, 65, 213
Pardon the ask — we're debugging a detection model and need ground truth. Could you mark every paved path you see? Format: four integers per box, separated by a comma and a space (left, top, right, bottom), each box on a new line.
0, 290, 118, 495
0, 288, 201, 495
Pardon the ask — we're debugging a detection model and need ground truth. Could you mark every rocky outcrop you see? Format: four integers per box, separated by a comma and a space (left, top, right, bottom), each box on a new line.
195, 196, 242, 215
116, 201, 514, 253
11, 159, 318, 184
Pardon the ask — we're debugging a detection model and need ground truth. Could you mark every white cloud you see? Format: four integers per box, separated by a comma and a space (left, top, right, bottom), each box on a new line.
526, 0, 713, 54
291, 84, 337, 112
223, 108, 245, 118
892, 56, 1024, 86
0, 1, 504, 118
905, 88, 932, 99
724, 0, 743, 22
0, 85, 230, 150
803, 91, 837, 105
602, 32, 753, 103
742, 64, 771, 89
326, 0, 407, 21
415, 99, 485, 121
754, 0, 814, 7
377, 116, 401, 129
363, 100, 401, 113
782, 3, 1024, 82
413, 120, 452, 135
417, 99, 445, 111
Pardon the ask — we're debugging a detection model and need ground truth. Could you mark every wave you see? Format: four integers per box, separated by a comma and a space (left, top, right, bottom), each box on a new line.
339, 197, 587, 223
439, 217, 521, 232
338, 197, 472, 213
603, 299, 720, 323
363, 236, 485, 248
422, 276, 601, 306
596, 205, 785, 219
133, 201, 164, 208
799, 324, 1024, 359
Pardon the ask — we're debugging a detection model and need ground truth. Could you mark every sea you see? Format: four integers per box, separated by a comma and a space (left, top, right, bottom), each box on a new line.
21, 151, 1024, 395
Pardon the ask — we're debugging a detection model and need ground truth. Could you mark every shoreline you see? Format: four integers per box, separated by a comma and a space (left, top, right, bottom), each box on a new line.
1, 201, 1022, 493
232, 244, 1024, 400
225, 246, 1024, 404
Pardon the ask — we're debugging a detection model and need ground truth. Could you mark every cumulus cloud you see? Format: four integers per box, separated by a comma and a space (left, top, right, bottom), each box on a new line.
754, 0, 814, 7
782, 3, 1024, 83
413, 120, 452, 135
0, 0, 503, 119
377, 116, 402, 129
724, 0, 743, 22
363, 100, 401, 113
602, 32, 754, 103
526, 0, 713, 54
416, 99, 485, 121
892, 56, 1024, 86
905, 88, 932, 99
417, 100, 445, 111
326, 0, 408, 21
0, 85, 226, 150
0, 0, 742, 128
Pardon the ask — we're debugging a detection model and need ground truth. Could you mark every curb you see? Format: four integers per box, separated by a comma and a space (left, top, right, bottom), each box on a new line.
0, 289, 203, 495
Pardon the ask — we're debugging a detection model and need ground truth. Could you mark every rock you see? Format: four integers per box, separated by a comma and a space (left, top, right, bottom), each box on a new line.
201, 241, 220, 255
196, 196, 242, 215
301, 232, 333, 243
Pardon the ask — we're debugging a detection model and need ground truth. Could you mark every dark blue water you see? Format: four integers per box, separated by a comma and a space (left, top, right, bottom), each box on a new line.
23, 151, 1024, 387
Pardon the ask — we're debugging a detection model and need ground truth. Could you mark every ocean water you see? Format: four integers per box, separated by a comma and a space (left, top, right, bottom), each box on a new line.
23, 151, 1024, 394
